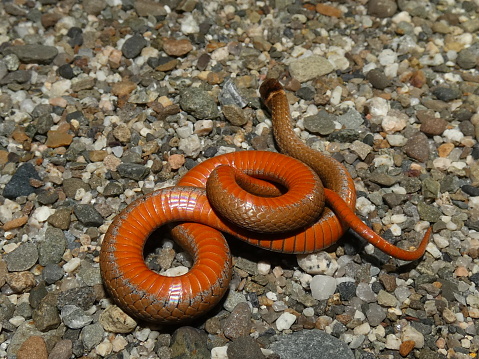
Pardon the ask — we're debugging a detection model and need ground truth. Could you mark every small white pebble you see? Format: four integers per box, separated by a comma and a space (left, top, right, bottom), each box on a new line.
355, 197, 376, 217
211, 346, 228, 359
95, 341, 113, 357
310, 275, 337, 300
297, 252, 338, 275
303, 307, 315, 317
135, 328, 151, 341
443, 129, 464, 142
433, 157, 452, 171
9, 316, 25, 327
390, 214, 407, 224
111, 335, 128, 352
432, 234, 449, 249
446, 221, 458, 231
298, 273, 312, 288
257, 260, 271, 275
275, 312, 297, 331
354, 322, 371, 336
32, 206, 54, 222
266, 291, 278, 301
385, 334, 401, 350
386, 134, 407, 147
389, 224, 402, 236
330, 86, 342, 106
426, 243, 442, 259
378, 49, 397, 66
366, 97, 389, 117
63, 257, 81, 273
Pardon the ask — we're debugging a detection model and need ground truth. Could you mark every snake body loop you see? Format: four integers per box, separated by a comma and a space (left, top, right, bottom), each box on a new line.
100, 79, 431, 323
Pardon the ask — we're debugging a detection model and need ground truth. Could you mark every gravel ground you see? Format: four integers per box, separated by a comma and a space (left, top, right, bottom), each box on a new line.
0, 0, 478, 358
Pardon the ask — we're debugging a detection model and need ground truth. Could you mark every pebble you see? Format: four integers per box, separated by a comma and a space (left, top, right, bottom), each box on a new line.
366, 69, 391, 90
310, 275, 337, 300
275, 312, 297, 331
289, 56, 334, 82
163, 38, 193, 57
368, 0, 397, 17
3, 163, 41, 199
6, 44, 58, 64
170, 327, 210, 359
227, 336, 265, 359
99, 305, 137, 333
401, 325, 424, 348
121, 34, 148, 59
269, 330, 354, 359
48, 339, 73, 359
297, 251, 338, 275
81, 323, 105, 351
180, 87, 220, 120
223, 302, 252, 339
303, 112, 336, 135
4, 243, 38, 271
16, 336, 48, 359
403, 132, 430, 162
377, 290, 398, 307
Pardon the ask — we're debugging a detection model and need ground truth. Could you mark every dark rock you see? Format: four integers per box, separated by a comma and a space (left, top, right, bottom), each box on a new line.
432, 86, 461, 102
57, 287, 96, 311
117, 163, 150, 180
73, 204, 104, 227
170, 326, 210, 359
366, 68, 391, 89
227, 336, 265, 359
5, 44, 58, 64
337, 281, 357, 301
462, 185, 479, 196
3, 163, 41, 199
122, 34, 148, 59
403, 132, 430, 162
58, 64, 75, 79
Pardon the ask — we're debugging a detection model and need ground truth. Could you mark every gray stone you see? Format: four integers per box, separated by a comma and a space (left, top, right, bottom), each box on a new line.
73, 204, 104, 227
61, 305, 93, 329
4, 242, 38, 271
5, 44, 58, 64
62, 178, 91, 198
289, 55, 334, 82
80, 323, 104, 350
179, 87, 220, 120
336, 108, 364, 129
39, 227, 67, 265
303, 111, 336, 136
269, 329, 354, 359
117, 163, 150, 181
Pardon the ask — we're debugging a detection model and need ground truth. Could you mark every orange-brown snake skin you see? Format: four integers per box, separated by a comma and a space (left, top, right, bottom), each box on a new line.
100, 78, 431, 323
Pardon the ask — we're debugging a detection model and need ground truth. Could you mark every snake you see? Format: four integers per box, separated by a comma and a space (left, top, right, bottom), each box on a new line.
100, 78, 431, 323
